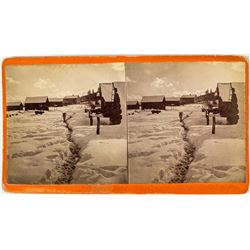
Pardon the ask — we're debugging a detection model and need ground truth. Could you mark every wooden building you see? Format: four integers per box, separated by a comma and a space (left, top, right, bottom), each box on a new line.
165, 97, 180, 106
141, 95, 166, 110
180, 95, 197, 105
63, 95, 80, 105
127, 100, 140, 110
48, 98, 63, 107
25, 96, 49, 111
7, 101, 23, 111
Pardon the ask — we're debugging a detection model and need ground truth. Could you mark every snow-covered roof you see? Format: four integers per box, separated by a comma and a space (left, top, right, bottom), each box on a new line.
25, 96, 48, 104
7, 101, 22, 107
127, 100, 139, 105
217, 83, 232, 102
100, 83, 113, 102
165, 97, 180, 102
49, 98, 63, 102
141, 95, 165, 103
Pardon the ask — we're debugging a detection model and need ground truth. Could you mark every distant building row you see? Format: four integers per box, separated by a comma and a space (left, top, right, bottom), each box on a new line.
7, 95, 80, 111
127, 95, 197, 110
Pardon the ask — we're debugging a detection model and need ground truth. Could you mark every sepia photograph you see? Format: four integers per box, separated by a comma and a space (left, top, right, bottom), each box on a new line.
1, 2, 250, 250
4, 59, 247, 186
126, 62, 246, 183
5, 63, 128, 184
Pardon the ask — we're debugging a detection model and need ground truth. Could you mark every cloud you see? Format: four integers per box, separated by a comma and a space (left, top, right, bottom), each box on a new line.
151, 77, 165, 88
33, 79, 56, 89
111, 63, 124, 72
173, 90, 191, 97
150, 78, 175, 89
7, 95, 25, 102
195, 89, 208, 95
6, 76, 20, 85
165, 82, 173, 88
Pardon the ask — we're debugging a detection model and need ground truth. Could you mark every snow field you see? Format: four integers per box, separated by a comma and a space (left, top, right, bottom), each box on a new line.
128, 102, 246, 183
7, 104, 128, 184
7, 109, 70, 184
128, 109, 187, 183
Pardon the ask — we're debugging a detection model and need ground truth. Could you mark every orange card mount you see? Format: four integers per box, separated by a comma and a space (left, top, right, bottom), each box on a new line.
2, 55, 249, 194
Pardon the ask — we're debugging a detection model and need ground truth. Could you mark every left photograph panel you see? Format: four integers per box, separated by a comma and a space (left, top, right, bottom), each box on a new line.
4, 63, 128, 184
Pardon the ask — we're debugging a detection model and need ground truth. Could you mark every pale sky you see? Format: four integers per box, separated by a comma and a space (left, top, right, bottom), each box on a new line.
126, 62, 246, 100
5, 63, 125, 102
5, 61, 246, 103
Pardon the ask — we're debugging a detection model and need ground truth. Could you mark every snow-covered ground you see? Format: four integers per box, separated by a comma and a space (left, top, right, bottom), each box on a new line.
184, 106, 246, 183
128, 107, 188, 183
7, 107, 71, 184
69, 106, 128, 184
7, 104, 127, 184
128, 101, 246, 183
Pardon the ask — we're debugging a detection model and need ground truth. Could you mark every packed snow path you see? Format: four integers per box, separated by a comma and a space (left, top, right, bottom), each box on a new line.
170, 112, 196, 183
54, 113, 81, 184
128, 107, 189, 184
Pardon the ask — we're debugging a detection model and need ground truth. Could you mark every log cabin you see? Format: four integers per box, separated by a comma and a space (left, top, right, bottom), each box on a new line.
25, 96, 49, 111
141, 96, 166, 110
7, 101, 23, 111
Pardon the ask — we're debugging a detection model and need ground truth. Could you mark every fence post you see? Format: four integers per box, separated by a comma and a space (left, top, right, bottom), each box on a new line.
206, 111, 209, 125
212, 114, 216, 134
89, 111, 93, 126
96, 116, 100, 135
179, 112, 183, 122
62, 112, 66, 122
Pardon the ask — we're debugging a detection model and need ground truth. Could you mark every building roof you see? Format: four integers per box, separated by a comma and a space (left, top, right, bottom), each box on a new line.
217, 83, 232, 102
7, 101, 22, 107
100, 83, 113, 102
127, 100, 139, 106
181, 95, 196, 99
165, 97, 180, 102
49, 98, 63, 102
63, 95, 79, 99
25, 96, 48, 104
141, 95, 165, 103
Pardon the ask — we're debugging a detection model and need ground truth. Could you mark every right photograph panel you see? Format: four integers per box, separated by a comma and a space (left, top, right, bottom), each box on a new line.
126, 62, 246, 183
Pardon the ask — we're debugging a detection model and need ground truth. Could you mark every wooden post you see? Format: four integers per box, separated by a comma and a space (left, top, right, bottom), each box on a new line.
212, 114, 216, 134
179, 112, 183, 122
89, 111, 93, 126
96, 116, 100, 135
206, 111, 209, 125
62, 112, 66, 122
